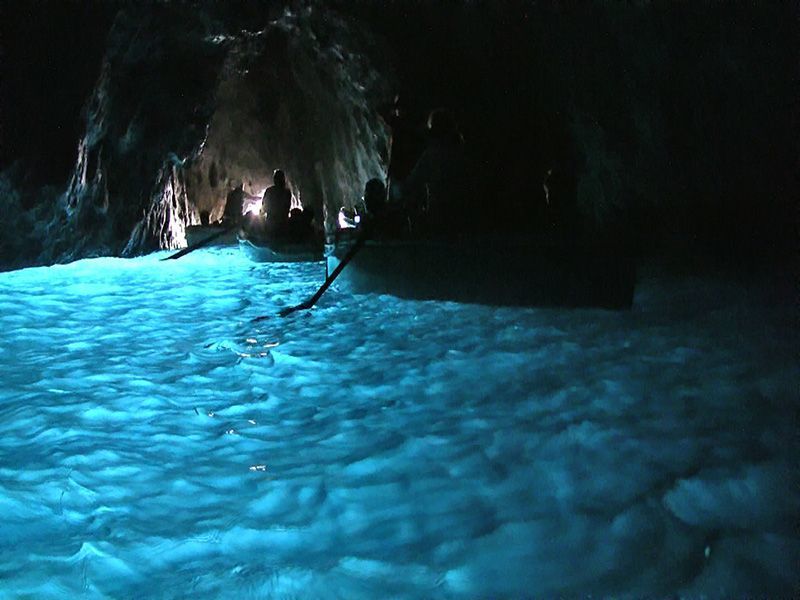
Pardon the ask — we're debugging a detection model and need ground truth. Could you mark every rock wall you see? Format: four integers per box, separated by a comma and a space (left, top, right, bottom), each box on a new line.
42, 3, 227, 259
183, 8, 390, 230
18, 0, 389, 265
1, 1, 794, 268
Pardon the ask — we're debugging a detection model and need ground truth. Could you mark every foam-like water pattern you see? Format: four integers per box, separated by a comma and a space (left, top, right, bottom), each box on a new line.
0, 249, 797, 598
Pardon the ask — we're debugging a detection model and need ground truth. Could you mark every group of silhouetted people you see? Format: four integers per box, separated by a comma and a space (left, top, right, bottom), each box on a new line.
219, 97, 470, 241
364, 98, 467, 237
222, 169, 314, 242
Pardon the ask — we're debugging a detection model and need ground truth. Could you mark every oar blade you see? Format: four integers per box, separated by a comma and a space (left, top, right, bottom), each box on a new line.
251, 231, 368, 321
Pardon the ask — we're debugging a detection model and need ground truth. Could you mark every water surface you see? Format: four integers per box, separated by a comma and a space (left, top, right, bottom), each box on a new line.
0, 249, 796, 598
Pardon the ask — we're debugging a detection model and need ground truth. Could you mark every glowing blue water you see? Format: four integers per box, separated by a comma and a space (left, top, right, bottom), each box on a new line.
0, 248, 797, 598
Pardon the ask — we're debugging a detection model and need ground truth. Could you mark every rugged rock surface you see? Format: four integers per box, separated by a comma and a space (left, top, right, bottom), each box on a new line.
0, 1, 795, 269
3, 1, 389, 266
50, 4, 227, 259
183, 8, 389, 230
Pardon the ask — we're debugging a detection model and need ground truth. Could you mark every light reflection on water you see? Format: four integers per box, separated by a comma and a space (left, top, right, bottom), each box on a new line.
0, 248, 796, 598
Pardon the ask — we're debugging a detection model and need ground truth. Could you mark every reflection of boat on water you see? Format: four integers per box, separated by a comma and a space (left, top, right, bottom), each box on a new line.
327, 235, 636, 310
238, 228, 324, 263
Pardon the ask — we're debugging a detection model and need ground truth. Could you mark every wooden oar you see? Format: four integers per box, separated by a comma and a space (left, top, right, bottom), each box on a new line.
253, 232, 368, 321
161, 224, 236, 261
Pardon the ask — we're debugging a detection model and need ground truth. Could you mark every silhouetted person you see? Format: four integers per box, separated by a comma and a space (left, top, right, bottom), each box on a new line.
380, 94, 420, 202
402, 108, 467, 233
261, 169, 291, 233
363, 178, 387, 218
223, 182, 245, 226
361, 177, 408, 238
287, 206, 315, 241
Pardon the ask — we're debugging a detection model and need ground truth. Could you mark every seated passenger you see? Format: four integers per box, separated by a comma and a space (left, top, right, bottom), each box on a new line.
261, 169, 292, 234
222, 182, 245, 226
360, 178, 408, 238
363, 178, 387, 219
402, 108, 467, 234
287, 207, 315, 241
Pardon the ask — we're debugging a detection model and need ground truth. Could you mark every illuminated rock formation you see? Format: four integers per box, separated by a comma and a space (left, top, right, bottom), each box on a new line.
0, 1, 794, 268
46, 2, 389, 260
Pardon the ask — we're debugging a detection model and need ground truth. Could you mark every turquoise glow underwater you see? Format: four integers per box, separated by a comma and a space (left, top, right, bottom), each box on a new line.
0, 248, 797, 597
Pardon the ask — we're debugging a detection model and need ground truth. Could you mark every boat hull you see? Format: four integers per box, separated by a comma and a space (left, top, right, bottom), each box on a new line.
185, 225, 238, 247
327, 238, 636, 309
239, 237, 323, 263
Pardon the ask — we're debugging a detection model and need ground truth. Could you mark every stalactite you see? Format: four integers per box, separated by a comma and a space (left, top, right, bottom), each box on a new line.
123, 162, 189, 255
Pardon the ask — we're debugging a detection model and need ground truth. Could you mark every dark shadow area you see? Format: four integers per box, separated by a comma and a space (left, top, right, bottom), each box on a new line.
0, 0, 796, 269
334, 0, 798, 264
0, 0, 117, 190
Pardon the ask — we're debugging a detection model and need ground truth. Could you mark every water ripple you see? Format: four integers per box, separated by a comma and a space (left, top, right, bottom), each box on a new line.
0, 251, 796, 597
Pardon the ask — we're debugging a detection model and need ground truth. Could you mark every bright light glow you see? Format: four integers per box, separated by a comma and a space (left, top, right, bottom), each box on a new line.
338, 208, 359, 229
243, 198, 262, 216
243, 189, 266, 215
338, 212, 355, 229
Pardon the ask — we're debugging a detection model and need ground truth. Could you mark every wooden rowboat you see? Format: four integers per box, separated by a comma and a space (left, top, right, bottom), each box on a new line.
326, 236, 636, 309
238, 230, 323, 263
